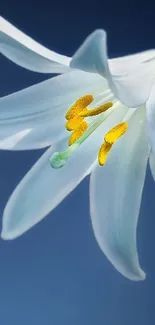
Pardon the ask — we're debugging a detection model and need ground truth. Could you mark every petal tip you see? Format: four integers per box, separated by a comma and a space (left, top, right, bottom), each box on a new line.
1, 219, 21, 240
127, 268, 146, 281
1, 230, 11, 240
70, 28, 107, 75
1, 228, 16, 240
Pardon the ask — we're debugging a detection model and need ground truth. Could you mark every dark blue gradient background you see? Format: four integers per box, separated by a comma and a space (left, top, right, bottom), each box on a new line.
1, 1, 155, 324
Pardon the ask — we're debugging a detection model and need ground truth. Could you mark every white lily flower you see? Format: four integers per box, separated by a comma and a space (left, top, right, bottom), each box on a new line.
1, 16, 155, 281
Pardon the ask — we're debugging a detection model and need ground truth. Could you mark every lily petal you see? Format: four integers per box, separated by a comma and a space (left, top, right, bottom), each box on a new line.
70, 30, 155, 107
0, 70, 106, 149
146, 83, 155, 156
0, 16, 71, 73
0, 125, 67, 150
1, 104, 128, 239
108, 50, 155, 74
0, 129, 31, 149
90, 107, 150, 280
149, 151, 155, 181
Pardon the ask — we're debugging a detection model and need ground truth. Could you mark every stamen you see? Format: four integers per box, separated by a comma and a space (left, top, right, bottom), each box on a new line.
79, 102, 113, 117
65, 95, 94, 120
68, 121, 88, 146
50, 101, 119, 169
104, 122, 128, 144
98, 122, 128, 166
65, 116, 84, 131
98, 142, 113, 166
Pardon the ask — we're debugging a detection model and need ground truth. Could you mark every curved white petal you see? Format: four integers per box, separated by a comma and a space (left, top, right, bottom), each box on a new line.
108, 50, 155, 74
0, 70, 106, 149
146, 83, 155, 156
1, 104, 128, 239
70, 30, 155, 107
0, 129, 31, 149
0, 16, 71, 73
0, 124, 68, 150
90, 107, 150, 281
149, 152, 155, 181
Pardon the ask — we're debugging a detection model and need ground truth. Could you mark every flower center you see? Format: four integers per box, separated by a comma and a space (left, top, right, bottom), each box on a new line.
50, 95, 128, 169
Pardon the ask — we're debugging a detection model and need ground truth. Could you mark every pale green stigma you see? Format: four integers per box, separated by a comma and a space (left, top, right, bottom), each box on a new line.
49, 142, 79, 169
49, 152, 68, 169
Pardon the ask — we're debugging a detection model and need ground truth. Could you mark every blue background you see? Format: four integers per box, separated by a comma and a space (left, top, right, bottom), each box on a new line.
1, 0, 155, 324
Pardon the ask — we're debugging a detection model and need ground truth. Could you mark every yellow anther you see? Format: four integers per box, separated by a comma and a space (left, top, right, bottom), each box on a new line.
98, 142, 113, 166
98, 122, 128, 166
65, 116, 84, 131
104, 122, 128, 144
68, 121, 88, 146
65, 95, 94, 120
79, 102, 113, 117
